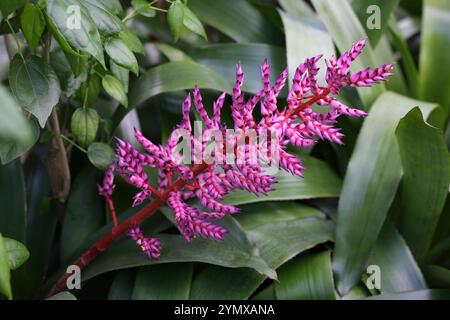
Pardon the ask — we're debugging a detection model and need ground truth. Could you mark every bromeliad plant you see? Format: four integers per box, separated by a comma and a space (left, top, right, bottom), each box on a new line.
96, 39, 392, 260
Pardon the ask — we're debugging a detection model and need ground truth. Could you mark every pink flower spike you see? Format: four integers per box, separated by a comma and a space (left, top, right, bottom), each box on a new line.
349, 64, 394, 87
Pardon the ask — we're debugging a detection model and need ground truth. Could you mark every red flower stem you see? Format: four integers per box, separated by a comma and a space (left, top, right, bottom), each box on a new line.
107, 198, 118, 227
48, 163, 209, 297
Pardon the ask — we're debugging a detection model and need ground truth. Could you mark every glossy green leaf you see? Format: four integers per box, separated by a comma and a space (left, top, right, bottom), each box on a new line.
279, 2, 334, 87
0, 234, 12, 300
131, 0, 156, 18
223, 156, 342, 205
20, 4, 46, 53
3, 238, 30, 270
105, 38, 138, 76
183, 5, 207, 40
82, 0, 124, 35
367, 289, 450, 300
0, 85, 33, 149
82, 215, 276, 282
275, 251, 336, 300
132, 264, 193, 300
102, 74, 128, 107
189, 0, 283, 45
71, 108, 99, 147
119, 28, 144, 54
9, 55, 61, 128
60, 166, 103, 263
189, 43, 286, 94
167, 0, 185, 42
111, 61, 130, 94
351, 0, 400, 46
369, 221, 427, 293
333, 92, 439, 295
420, 0, 450, 110
396, 108, 450, 261
0, 0, 26, 15
87, 143, 115, 171
108, 269, 136, 300
423, 265, 450, 288
46, 0, 105, 66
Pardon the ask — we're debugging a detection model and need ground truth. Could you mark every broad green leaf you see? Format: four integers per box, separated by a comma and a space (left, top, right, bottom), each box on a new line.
275, 251, 336, 300
3, 238, 30, 270
189, 0, 283, 45
116, 61, 231, 128
60, 166, 103, 262
420, 0, 450, 110
156, 43, 194, 62
111, 61, 130, 94
87, 143, 115, 171
96, 0, 123, 16
311, 0, 384, 106
369, 221, 427, 293
279, 2, 334, 87
351, 0, 400, 46
367, 289, 450, 300
189, 43, 286, 94
82, 215, 276, 282
423, 265, 450, 288
0, 234, 12, 300
71, 108, 99, 147
190, 202, 334, 299
20, 4, 46, 53
223, 156, 342, 205
46, 0, 105, 66
132, 0, 156, 18
396, 108, 450, 261
0, 85, 33, 148
132, 264, 193, 300
102, 74, 128, 107
167, 0, 185, 42
82, 0, 124, 35
119, 28, 144, 54
0, 0, 26, 15
183, 5, 207, 40
108, 269, 136, 300
333, 92, 439, 294
252, 285, 276, 300
9, 55, 61, 128
0, 118, 40, 165
433, 195, 450, 245
105, 38, 139, 75
47, 292, 77, 300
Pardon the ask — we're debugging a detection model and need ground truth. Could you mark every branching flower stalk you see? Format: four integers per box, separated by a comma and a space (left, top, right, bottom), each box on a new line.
49, 39, 392, 296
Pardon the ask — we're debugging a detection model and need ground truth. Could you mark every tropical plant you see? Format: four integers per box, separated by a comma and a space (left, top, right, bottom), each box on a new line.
0, 0, 449, 301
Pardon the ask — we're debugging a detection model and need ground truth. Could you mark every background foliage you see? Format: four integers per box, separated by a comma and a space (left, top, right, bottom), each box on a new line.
0, 0, 449, 300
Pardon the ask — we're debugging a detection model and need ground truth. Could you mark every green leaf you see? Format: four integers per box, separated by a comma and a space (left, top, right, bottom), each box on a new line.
119, 28, 144, 54
82, 0, 124, 35
102, 74, 128, 107
46, 0, 105, 67
116, 61, 231, 128
333, 92, 439, 295
108, 269, 136, 300
279, 1, 334, 88
105, 38, 139, 75
395, 108, 450, 261
0, 85, 33, 147
275, 251, 336, 300
132, 264, 193, 300
0, 234, 12, 300
60, 166, 103, 262
71, 108, 99, 147
351, 0, 400, 46
0, 118, 40, 165
367, 289, 450, 300
223, 156, 342, 205
189, 43, 286, 94
87, 143, 115, 171
167, 0, 185, 42
369, 221, 427, 293
3, 238, 30, 271
423, 265, 450, 288
131, 0, 156, 18
420, 0, 450, 110
183, 5, 207, 40
9, 55, 61, 128
0, 0, 26, 15
189, 0, 283, 45
111, 61, 130, 94
20, 4, 46, 53
47, 292, 77, 300
82, 214, 276, 282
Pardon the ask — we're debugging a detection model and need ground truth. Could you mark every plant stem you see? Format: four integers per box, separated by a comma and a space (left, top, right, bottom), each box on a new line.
61, 134, 87, 153
5, 19, 25, 61
48, 163, 209, 297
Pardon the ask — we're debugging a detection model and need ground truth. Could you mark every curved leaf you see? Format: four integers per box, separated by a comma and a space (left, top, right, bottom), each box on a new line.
108, 269, 136, 300
333, 92, 439, 294
0, 234, 12, 300
3, 238, 30, 270
83, 0, 123, 35
105, 38, 138, 75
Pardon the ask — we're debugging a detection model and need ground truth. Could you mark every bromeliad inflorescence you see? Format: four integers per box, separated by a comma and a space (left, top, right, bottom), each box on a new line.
98, 39, 393, 259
